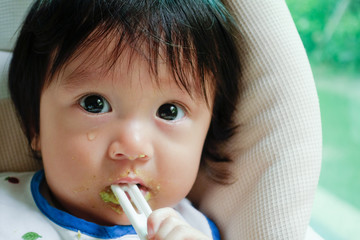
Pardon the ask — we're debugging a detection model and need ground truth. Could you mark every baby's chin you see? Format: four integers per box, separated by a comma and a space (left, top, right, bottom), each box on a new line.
84, 205, 132, 226
104, 211, 132, 226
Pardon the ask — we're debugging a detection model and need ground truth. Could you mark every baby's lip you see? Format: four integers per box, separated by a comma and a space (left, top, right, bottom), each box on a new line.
112, 177, 149, 193
113, 177, 145, 186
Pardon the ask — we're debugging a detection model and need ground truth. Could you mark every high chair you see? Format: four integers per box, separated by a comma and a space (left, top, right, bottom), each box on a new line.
0, 0, 322, 239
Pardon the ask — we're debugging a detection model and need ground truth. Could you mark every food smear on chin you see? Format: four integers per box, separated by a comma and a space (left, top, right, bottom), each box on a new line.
111, 205, 124, 214
99, 188, 124, 214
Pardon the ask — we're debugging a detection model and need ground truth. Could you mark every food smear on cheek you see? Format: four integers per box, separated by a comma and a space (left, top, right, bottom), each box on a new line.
72, 176, 96, 194
73, 186, 90, 193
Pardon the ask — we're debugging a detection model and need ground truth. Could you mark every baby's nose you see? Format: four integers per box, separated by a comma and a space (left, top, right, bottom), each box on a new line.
107, 121, 152, 161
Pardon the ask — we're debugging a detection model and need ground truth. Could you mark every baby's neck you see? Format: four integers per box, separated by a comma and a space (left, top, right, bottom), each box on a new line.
40, 179, 66, 211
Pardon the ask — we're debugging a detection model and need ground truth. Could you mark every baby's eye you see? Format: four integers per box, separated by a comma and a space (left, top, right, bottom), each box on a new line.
79, 94, 111, 113
156, 103, 185, 121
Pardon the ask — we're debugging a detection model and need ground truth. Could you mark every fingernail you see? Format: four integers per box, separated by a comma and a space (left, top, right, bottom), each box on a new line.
147, 227, 154, 238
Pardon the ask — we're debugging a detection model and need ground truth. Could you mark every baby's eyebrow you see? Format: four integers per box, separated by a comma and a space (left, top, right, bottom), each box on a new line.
61, 67, 100, 90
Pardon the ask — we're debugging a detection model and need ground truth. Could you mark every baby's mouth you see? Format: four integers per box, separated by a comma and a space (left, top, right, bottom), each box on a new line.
99, 183, 151, 210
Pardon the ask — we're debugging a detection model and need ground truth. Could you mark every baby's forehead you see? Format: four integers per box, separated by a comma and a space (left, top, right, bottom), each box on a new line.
56, 42, 209, 99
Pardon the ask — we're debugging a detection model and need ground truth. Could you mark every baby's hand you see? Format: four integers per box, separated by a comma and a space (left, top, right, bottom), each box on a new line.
147, 207, 211, 240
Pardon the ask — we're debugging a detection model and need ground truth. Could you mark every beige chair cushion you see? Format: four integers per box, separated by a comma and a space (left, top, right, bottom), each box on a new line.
0, 0, 322, 239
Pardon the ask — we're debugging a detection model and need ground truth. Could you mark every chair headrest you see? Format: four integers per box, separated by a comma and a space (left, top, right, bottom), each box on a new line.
0, 0, 322, 239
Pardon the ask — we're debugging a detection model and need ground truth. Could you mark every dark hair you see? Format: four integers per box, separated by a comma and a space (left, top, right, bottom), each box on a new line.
9, 0, 241, 184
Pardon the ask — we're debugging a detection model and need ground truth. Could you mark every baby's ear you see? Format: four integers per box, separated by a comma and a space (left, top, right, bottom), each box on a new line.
31, 134, 41, 151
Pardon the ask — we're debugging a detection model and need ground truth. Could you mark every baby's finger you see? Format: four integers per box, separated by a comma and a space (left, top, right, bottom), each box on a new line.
154, 213, 187, 239
147, 207, 181, 238
163, 225, 210, 240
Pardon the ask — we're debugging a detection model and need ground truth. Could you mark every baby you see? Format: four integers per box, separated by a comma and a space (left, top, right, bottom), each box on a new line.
1, 0, 241, 239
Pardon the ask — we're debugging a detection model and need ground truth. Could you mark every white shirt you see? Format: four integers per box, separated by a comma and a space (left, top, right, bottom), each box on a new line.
0, 171, 219, 240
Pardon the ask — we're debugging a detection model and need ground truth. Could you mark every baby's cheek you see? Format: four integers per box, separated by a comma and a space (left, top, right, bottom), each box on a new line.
150, 182, 187, 209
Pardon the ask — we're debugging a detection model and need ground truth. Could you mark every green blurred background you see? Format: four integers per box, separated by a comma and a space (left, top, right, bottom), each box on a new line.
285, 0, 360, 239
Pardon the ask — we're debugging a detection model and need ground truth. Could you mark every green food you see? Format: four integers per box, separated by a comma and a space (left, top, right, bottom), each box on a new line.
144, 192, 151, 201
99, 189, 119, 204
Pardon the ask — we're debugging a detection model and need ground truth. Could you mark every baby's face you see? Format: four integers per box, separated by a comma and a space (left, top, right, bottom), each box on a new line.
37, 45, 213, 226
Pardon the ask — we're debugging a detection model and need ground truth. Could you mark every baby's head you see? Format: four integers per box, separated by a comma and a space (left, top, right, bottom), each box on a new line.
9, 0, 240, 225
